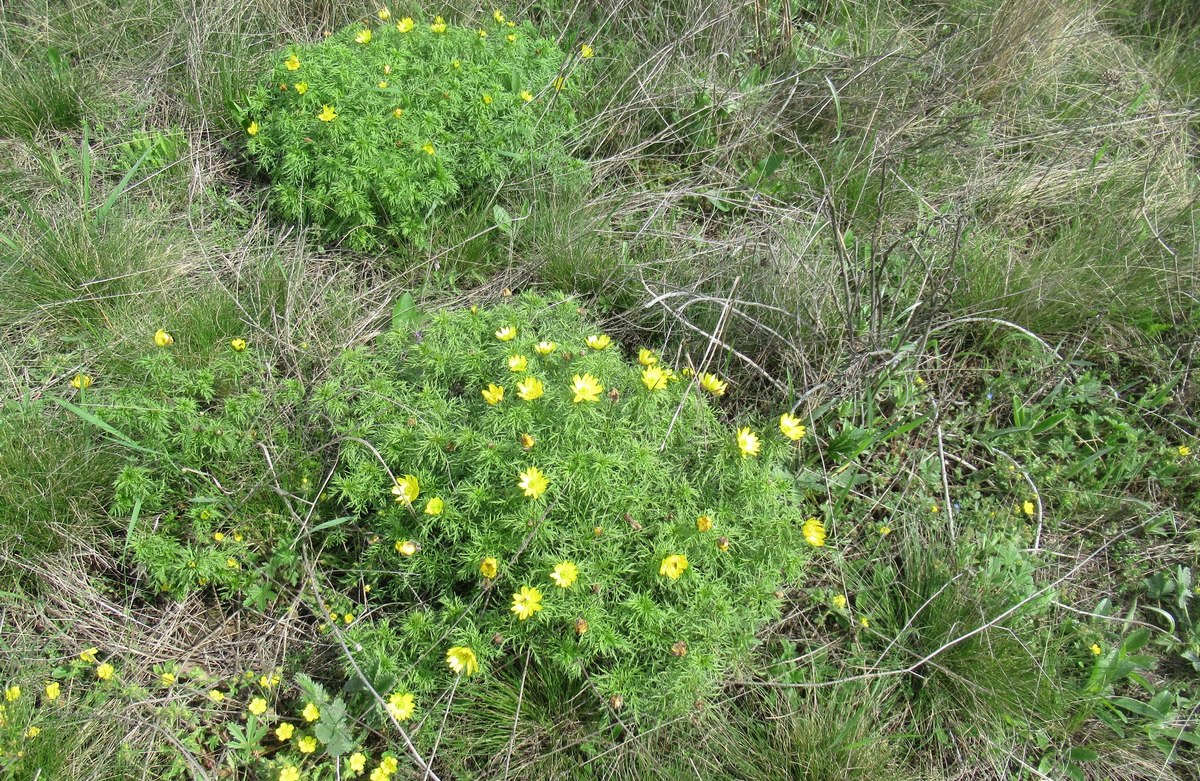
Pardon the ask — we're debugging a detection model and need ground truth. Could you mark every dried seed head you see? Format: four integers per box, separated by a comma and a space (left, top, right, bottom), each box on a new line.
609, 694, 624, 711
671, 641, 688, 657
492, 632, 504, 646
574, 618, 589, 635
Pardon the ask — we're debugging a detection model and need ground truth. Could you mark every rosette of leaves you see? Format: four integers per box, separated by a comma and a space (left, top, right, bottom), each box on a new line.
312, 292, 811, 717
241, 15, 579, 249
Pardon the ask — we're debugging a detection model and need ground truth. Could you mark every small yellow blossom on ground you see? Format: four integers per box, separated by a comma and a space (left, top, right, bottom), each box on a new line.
280, 767, 300, 781
154, 329, 174, 347
520, 90, 534, 102
802, 517, 826, 547
430, 16, 447, 33
479, 28, 488, 38
518, 466, 548, 499
483, 93, 493, 104
160, 672, 175, 687
1091, 643, 1102, 656
879, 525, 892, 535
71, 373, 93, 389
213, 531, 225, 542
737, 427, 760, 458
386, 691, 415, 720
698, 372, 728, 396
779, 413, 806, 441
378, 80, 389, 89
80, 647, 99, 664
302, 702, 320, 722
380, 757, 399, 774
493, 9, 505, 22
832, 594, 847, 610
696, 514, 714, 532
349, 752, 368, 774
298, 735, 318, 754
97, 663, 115, 681
496, 325, 517, 341
446, 646, 479, 676
581, 43, 594, 58
451, 59, 461, 69
482, 383, 505, 404
507, 354, 528, 372
571, 373, 603, 403
276, 722, 295, 740
4, 686, 19, 702
642, 365, 668, 391
355, 28, 372, 44
246, 122, 259, 137
344, 613, 354, 624
1179, 445, 1192, 457
659, 554, 689, 580
45, 682, 60, 700
520, 433, 535, 450
260, 673, 281, 688
586, 334, 611, 350
377, 7, 390, 20
396, 540, 417, 557
25, 726, 40, 737
294, 81, 308, 94
392, 474, 419, 505
550, 561, 578, 588
393, 107, 404, 118
517, 376, 544, 400
285, 54, 300, 71
425, 497, 444, 515
1022, 500, 1035, 516
249, 697, 268, 716
637, 348, 657, 366
208, 688, 224, 701
397, 17, 414, 32
511, 585, 544, 620
481, 557, 498, 579
860, 616, 870, 628
930, 504, 940, 513
318, 105, 338, 122
534, 340, 556, 354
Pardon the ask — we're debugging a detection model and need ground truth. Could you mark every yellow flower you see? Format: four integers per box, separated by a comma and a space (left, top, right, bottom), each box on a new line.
378, 80, 389, 89
154, 328, 174, 347
586, 334, 611, 350
832, 594, 847, 610
396, 540, 417, 557
355, 28, 372, 44
285, 54, 301, 71
717, 536, 730, 552
493, 9, 505, 22
779, 413, 806, 441
511, 585, 543, 620
422, 142, 436, 155
260, 673, 281, 688
480, 557, 498, 579
246, 121, 259, 137
695, 515, 713, 532
571, 373, 603, 403
483, 93, 493, 105
207, 688, 223, 701
280, 767, 301, 781
343, 613, 354, 624
879, 525, 892, 535
553, 77, 566, 91
349, 752, 367, 773
249, 697, 268, 716
294, 81, 308, 94
641, 365, 668, 391
386, 691, 415, 721
317, 105, 338, 122
381, 757, 399, 774
298, 735, 318, 754
517, 376, 544, 400
507, 354, 528, 372
1179, 445, 1192, 457
637, 348, 657, 366
25, 726, 40, 738
860, 616, 870, 628
802, 517, 826, 547
383, 64, 392, 74
70, 373, 93, 390
550, 561, 578, 588
520, 90, 534, 102
521, 433, 535, 450
4, 686, 19, 702
160, 672, 175, 687
446, 646, 479, 676
391, 474, 420, 505
231, 338, 249, 352
302, 702, 320, 722
698, 372, 727, 396
430, 16, 447, 33
96, 663, 115, 681
396, 17, 414, 32
534, 340, 556, 354
482, 383, 505, 404
377, 7, 391, 20
393, 107, 404, 118
451, 59, 461, 69
1091, 643, 1102, 656
518, 466, 548, 499
44, 682, 60, 701
659, 554, 689, 580
276, 722, 295, 740
425, 497, 444, 515
736, 427, 760, 458
1022, 500, 1035, 517
80, 647, 99, 664
506, 33, 516, 42
507, 20, 515, 26
581, 43, 594, 58
479, 28, 488, 38
213, 531, 225, 542
496, 325, 518, 341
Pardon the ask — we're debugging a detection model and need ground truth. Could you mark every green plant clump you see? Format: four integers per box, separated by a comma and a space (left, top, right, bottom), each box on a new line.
315, 293, 812, 717
242, 13, 581, 249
